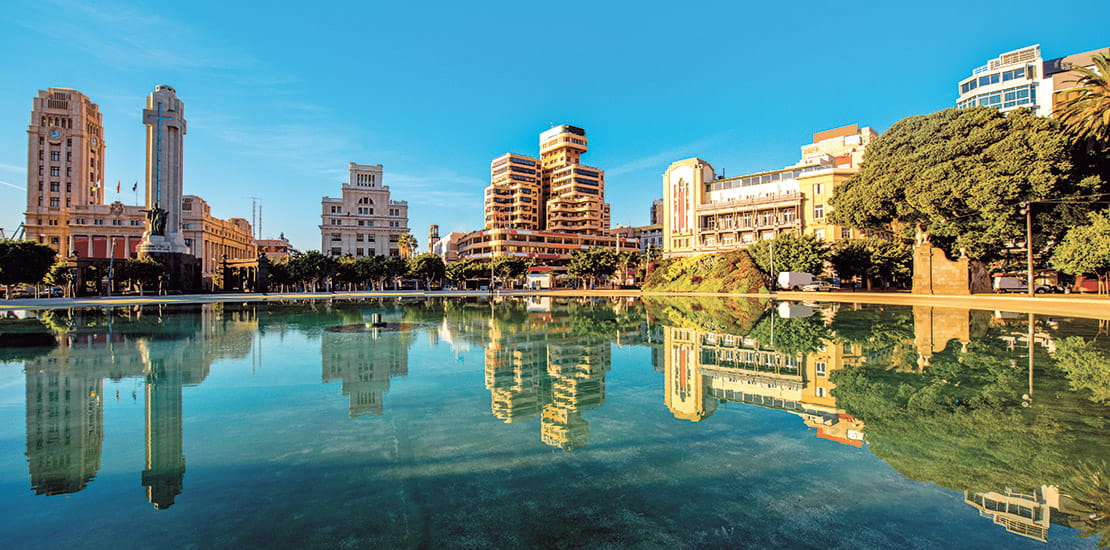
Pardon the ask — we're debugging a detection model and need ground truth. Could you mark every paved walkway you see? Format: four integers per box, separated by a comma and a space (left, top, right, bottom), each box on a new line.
1, 289, 1107, 319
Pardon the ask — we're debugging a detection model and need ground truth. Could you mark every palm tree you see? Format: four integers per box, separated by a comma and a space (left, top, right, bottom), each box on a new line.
397, 233, 418, 259
1056, 53, 1110, 146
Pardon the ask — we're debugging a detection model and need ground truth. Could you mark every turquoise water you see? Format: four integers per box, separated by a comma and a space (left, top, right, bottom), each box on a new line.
0, 297, 1107, 548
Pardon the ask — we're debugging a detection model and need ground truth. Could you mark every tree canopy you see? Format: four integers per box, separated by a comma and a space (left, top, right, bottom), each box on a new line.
568, 247, 618, 289
1052, 208, 1110, 290
829, 107, 1103, 260
0, 240, 57, 298
745, 232, 826, 276
407, 253, 445, 289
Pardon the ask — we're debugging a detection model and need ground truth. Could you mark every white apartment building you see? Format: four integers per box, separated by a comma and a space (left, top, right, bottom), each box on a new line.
956, 44, 1110, 116
320, 163, 409, 257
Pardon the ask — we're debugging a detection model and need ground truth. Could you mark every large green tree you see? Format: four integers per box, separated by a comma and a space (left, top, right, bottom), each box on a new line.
116, 257, 166, 295
827, 238, 912, 290
829, 107, 1103, 261
745, 232, 826, 278
407, 253, 446, 290
287, 251, 337, 291
0, 240, 57, 299
568, 247, 617, 289
490, 256, 530, 288
1052, 208, 1110, 293
444, 258, 487, 290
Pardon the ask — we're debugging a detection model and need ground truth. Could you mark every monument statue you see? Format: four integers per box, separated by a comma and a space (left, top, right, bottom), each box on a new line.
144, 205, 168, 236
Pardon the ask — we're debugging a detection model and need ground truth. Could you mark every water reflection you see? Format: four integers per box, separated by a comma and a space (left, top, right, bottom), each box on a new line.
3, 297, 1109, 546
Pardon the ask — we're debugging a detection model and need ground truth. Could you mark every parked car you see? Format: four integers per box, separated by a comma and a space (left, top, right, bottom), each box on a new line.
801, 280, 835, 292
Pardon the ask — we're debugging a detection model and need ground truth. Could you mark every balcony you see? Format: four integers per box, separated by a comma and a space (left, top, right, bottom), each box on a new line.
698, 192, 802, 212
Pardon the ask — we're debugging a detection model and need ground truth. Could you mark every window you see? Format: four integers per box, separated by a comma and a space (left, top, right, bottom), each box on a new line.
50, 151, 60, 161
813, 204, 824, 219
356, 234, 364, 242
816, 387, 827, 398
357, 220, 364, 226
841, 228, 851, 239
816, 362, 826, 377
49, 197, 59, 207
813, 183, 824, 195
355, 248, 363, 256
815, 229, 826, 240
75, 218, 86, 224
49, 182, 59, 192
331, 233, 341, 241
50, 167, 60, 176
112, 219, 122, 226
93, 219, 103, 225
330, 247, 342, 256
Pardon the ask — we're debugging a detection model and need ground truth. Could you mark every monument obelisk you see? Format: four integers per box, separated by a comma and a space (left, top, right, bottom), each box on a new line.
138, 85, 199, 289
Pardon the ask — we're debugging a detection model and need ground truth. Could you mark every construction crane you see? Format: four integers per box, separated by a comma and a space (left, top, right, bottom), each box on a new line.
0, 223, 26, 240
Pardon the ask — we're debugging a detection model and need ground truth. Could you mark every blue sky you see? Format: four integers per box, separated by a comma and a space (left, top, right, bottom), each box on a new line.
1, 0, 1107, 252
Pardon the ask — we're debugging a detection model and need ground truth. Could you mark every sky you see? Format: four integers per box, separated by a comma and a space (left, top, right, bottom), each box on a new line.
1, 0, 1107, 252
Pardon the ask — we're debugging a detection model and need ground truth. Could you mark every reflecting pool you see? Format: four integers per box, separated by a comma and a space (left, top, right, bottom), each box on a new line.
1, 296, 1108, 548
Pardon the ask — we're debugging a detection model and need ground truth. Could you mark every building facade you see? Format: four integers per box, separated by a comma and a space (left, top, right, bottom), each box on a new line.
539, 125, 610, 234
662, 124, 877, 258
461, 124, 627, 263
956, 44, 1110, 115
320, 162, 410, 257
485, 153, 543, 230
22, 88, 257, 283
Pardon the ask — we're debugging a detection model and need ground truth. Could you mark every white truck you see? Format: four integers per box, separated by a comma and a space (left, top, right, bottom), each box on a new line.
778, 272, 815, 291
993, 276, 1054, 294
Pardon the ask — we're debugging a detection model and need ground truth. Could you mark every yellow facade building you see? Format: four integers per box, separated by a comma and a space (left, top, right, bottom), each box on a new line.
662, 124, 876, 258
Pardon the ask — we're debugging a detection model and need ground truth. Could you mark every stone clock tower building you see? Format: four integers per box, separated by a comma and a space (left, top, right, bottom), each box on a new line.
23, 88, 107, 249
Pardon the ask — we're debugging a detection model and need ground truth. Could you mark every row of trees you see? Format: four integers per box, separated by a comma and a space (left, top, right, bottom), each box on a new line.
742, 231, 913, 289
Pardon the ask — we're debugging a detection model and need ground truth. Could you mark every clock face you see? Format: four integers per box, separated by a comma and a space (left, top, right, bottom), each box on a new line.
48, 129, 61, 140
92, 137, 99, 147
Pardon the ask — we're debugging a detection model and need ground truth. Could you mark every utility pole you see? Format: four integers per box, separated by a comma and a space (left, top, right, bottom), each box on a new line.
1024, 202, 1034, 297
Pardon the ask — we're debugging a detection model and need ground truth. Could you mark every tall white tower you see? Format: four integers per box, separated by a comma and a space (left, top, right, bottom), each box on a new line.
138, 85, 188, 255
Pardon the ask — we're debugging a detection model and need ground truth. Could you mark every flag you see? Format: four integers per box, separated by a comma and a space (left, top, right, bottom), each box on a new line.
116, 181, 121, 193
92, 182, 100, 191
132, 182, 138, 192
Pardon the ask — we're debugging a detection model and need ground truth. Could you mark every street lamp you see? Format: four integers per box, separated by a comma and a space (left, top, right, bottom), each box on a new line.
1022, 202, 1034, 297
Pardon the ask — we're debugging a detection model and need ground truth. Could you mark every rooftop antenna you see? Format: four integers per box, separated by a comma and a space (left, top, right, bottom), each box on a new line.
249, 196, 261, 239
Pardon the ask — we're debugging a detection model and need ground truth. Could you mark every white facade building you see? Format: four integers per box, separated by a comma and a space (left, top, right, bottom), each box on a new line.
956, 45, 1050, 115
320, 163, 409, 257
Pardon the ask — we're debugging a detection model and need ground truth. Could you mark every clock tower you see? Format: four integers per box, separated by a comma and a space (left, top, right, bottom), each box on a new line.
23, 88, 107, 252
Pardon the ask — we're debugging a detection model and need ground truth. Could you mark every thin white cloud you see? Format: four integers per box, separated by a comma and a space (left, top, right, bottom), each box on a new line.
20, 0, 257, 72
0, 163, 26, 174
0, 180, 27, 191
387, 172, 485, 209
606, 133, 732, 177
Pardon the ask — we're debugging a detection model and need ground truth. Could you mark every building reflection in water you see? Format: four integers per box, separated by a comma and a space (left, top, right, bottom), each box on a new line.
661, 306, 865, 447
481, 298, 621, 450
21, 304, 257, 508
321, 325, 410, 417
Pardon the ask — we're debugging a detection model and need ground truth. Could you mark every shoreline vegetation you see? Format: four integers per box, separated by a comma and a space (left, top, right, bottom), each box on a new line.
1, 288, 1107, 320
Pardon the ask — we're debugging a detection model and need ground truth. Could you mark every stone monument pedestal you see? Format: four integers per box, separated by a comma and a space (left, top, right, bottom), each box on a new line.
139, 235, 200, 292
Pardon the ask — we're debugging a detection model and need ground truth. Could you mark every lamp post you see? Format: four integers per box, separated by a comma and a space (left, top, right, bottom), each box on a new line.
107, 236, 116, 297
1023, 202, 1034, 297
